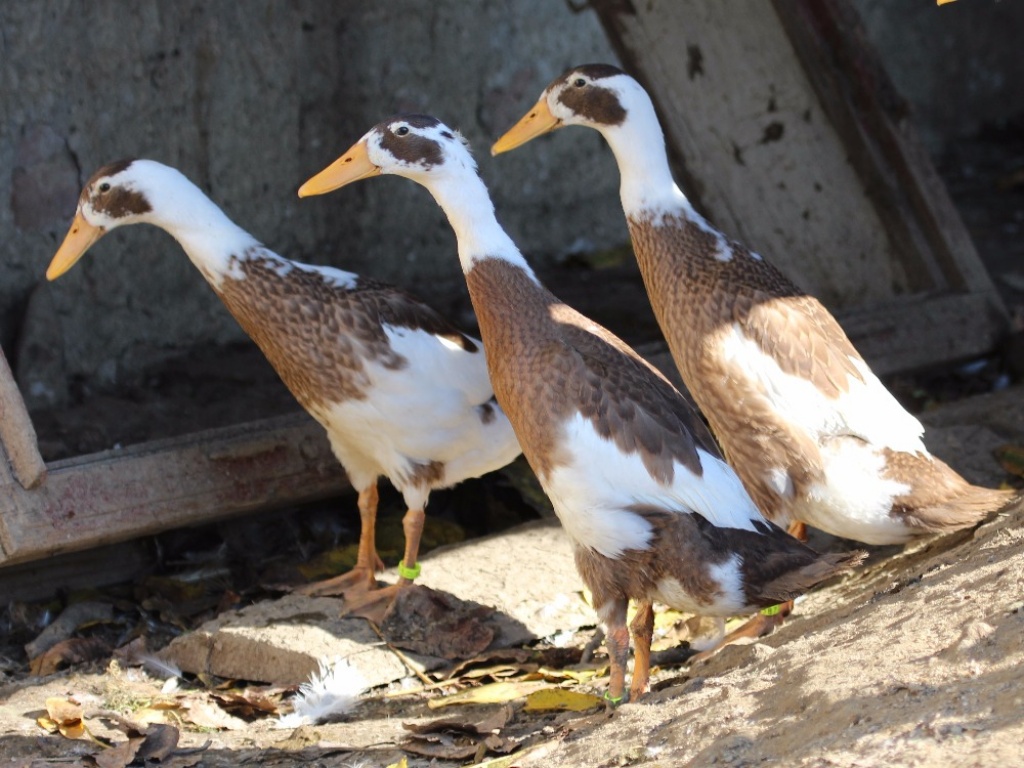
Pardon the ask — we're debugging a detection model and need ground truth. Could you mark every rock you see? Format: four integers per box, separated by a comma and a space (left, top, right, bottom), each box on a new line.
381, 520, 594, 646
163, 521, 594, 687
163, 594, 444, 687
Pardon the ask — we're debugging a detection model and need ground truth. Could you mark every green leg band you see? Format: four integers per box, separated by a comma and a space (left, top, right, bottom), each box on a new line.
603, 690, 624, 705
397, 560, 421, 580
760, 604, 782, 617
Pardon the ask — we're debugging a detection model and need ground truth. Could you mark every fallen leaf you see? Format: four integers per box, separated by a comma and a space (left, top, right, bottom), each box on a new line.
184, 698, 249, 730
135, 723, 180, 762
402, 738, 479, 760
385, 758, 409, 768
523, 688, 604, 713
38, 697, 89, 740
404, 704, 511, 737
470, 744, 540, 767
403, 705, 516, 760
91, 736, 145, 768
446, 649, 531, 679
30, 637, 110, 676
211, 687, 286, 718
380, 586, 494, 660
427, 680, 547, 709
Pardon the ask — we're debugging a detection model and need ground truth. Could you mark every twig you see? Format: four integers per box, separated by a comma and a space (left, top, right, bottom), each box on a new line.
368, 623, 434, 686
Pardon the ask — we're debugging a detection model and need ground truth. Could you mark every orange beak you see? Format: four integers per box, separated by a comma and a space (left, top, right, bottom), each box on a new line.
491, 97, 560, 156
46, 211, 106, 280
298, 141, 381, 197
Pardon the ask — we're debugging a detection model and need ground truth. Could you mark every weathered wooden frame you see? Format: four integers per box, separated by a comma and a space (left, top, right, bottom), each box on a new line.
590, 0, 1006, 375
0, 346, 348, 570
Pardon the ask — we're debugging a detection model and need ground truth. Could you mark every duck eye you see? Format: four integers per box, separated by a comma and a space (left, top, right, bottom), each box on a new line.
99, 182, 111, 192
396, 126, 410, 136
573, 78, 586, 88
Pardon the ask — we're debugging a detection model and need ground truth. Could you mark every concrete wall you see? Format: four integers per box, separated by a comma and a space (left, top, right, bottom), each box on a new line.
853, 0, 1024, 153
2, 1, 622, 409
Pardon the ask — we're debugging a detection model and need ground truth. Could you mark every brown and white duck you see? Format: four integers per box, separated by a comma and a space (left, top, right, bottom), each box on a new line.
46, 159, 521, 611
298, 115, 863, 701
493, 64, 1014, 553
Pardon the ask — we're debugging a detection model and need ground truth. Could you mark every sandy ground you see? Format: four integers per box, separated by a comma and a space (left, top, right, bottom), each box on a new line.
2, 389, 1023, 768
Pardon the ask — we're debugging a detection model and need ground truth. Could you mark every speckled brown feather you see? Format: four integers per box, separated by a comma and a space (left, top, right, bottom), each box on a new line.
465, 257, 711, 483
627, 213, 1015, 528
214, 251, 477, 412
576, 509, 860, 613
464, 256, 862, 610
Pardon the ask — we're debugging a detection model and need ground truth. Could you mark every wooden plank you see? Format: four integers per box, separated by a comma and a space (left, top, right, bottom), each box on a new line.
0, 411, 349, 568
0, 345, 47, 490
770, 0, 999, 297
589, 0, 1006, 370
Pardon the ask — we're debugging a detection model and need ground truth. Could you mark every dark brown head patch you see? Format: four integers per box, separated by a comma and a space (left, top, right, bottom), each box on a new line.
554, 65, 627, 126
84, 158, 152, 218
378, 114, 446, 168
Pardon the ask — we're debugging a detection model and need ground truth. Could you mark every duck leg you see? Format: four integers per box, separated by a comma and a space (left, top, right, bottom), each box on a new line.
601, 598, 631, 704
298, 484, 385, 597
629, 600, 655, 701
689, 520, 806, 662
339, 504, 427, 624
398, 506, 426, 586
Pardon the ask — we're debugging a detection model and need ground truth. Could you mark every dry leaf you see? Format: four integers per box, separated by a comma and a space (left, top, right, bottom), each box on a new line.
380, 586, 494, 659
428, 680, 547, 709
30, 637, 110, 676
38, 697, 90, 740
522, 688, 604, 713
403, 705, 514, 761
91, 736, 145, 768
212, 687, 285, 718
385, 758, 409, 768
184, 698, 249, 730
135, 723, 180, 762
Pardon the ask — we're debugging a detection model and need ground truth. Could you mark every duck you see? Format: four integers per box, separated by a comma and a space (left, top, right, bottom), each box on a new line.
297, 114, 864, 701
46, 158, 522, 613
492, 63, 1016, 632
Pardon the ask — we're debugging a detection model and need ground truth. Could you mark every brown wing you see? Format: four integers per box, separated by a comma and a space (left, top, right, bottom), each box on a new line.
725, 240, 866, 398
356, 277, 479, 353
555, 319, 720, 485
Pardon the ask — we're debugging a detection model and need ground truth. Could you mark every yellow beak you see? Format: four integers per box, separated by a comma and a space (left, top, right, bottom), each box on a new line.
298, 141, 381, 197
491, 97, 560, 156
46, 211, 106, 281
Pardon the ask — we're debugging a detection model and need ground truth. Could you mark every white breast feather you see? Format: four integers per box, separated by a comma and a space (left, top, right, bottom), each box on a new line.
542, 413, 764, 559
313, 324, 518, 501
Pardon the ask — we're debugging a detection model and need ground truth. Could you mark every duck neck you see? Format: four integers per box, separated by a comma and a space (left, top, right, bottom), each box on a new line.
148, 174, 263, 285
599, 104, 697, 224
423, 171, 537, 281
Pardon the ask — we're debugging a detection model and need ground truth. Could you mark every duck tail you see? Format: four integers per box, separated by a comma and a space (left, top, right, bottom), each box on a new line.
761, 549, 866, 605
906, 485, 1018, 533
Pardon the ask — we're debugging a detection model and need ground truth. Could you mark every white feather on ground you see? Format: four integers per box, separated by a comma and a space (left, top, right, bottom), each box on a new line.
276, 657, 368, 728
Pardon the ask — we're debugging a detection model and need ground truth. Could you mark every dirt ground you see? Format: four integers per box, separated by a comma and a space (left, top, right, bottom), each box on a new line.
1, 493, 1022, 767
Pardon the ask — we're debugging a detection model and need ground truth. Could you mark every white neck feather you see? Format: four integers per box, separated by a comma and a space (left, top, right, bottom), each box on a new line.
422, 170, 538, 281
598, 100, 705, 226
135, 164, 263, 285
